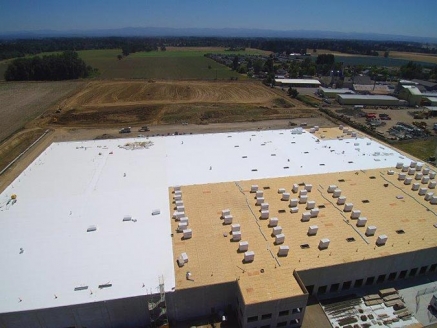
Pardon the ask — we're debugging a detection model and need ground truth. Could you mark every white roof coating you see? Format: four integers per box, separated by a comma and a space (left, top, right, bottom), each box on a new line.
337, 94, 399, 100
275, 78, 321, 85
0, 128, 414, 313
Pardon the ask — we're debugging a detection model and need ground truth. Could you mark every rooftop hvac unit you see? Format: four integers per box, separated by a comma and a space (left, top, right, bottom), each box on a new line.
180, 217, 189, 225
278, 188, 285, 194
423, 167, 430, 175
419, 187, 428, 196
269, 217, 279, 227
123, 215, 132, 222
351, 209, 361, 219
306, 201, 315, 210
175, 190, 182, 196
402, 165, 409, 172
275, 234, 285, 244
376, 235, 388, 246
281, 192, 290, 201
305, 184, 313, 192
178, 222, 188, 232
181, 252, 189, 263
301, 212, 311, 222
344, 203, 353, 212
309, 128, 315, 133
366, 225, 377, 236
416, 163, 423, 171
333, 189, 342, 198
299, 189, 308, 197
174, 194, 182, 201
410, 161, 417, 168
152, 209, 160, 216
173, 211, 185, 220
177, 257, 185, 267
408, 168, 416, 175
290, 207, 299, 213
239, 241, 249, 252
431, 172, 436, 179
404, 177, 412, 185
177, 205, 185, 213
174, 186, 181, 192
310, 208, 319, 218
231, 223, 241, 232
244, 251, 255, 262
429, 181, 437, 189
351, 132, 357, 137
233, 231, 242, 241
261, 210, 269, 219
357, 217, 367, 227
299, 195, 308, 204
292, 184, 299, 193
186, 272, 192, 280
430, 196, 437, 205
415, 173, 423, 180
256, 190, 264, 198
387, 170, 394, 175
221, 209, 231, 218
256, 197, 265, 205
412, 183, 420, 191
396, 162, 403, 169
314, 125, 319, 131
175, 200, 184, 207
346, 130, 353, 135
343, 128, 349, 133
308, 225, 318, 236
273, 226, 282, 236
339, 125, 344, 130
278, 245, 289, 257
224, 215, 233, 224
183, 229, 192, 239
289, 199, 298, 207
327, 185, 337, 193
261, 203, 269, 210
354, 143, 359, 146
398, 173, 406, 181
337, 196, 346, 205
422, 176, 430, 184
251, 185, 258, 193
87, 225, 97, 232
319, 238, 330, 250
425, 192, 434, 201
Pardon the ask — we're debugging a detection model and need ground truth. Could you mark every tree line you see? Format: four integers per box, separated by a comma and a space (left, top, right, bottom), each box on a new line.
4, 51, 96, 81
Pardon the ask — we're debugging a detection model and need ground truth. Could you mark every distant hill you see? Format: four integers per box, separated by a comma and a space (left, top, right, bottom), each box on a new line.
1, 27, 436, 43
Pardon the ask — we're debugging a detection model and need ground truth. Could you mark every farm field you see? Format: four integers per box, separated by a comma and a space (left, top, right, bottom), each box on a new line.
0, 81, 83, 142
76, 47, 266, 80
55, 80, 313, 126
380, 51, 437, 65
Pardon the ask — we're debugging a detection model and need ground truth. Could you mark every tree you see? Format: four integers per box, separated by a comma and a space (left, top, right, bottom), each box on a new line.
232, 56, 239, 71
117, 54, 123, 60
288, 87, 299, 98
160, 45, 166, 51
384, 50, 390, 58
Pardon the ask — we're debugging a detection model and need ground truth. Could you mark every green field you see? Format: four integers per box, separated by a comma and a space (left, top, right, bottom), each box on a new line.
396, 137, 437, 162
79, 48, 262, 80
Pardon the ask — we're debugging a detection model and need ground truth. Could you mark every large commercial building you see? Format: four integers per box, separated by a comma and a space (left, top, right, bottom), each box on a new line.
318, 87, 355, 98
336, 94, 404, 106
274, 79, 321, 87
1, 127, 437, 328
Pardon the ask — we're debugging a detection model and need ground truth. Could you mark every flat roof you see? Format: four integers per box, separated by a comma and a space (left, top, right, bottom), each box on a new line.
337, 95, 399, 100
275, 79, 321, 85
1, 127, 433, 312
319, 87, 354, 94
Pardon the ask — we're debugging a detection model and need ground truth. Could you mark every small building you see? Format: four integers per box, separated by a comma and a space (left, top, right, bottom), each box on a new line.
318, 87, 355, 98
336, 94, 403, 106
412, 79, 437, 91
353, 84, 391, 95
274, 78, 321, 87
422, 97, 437, 106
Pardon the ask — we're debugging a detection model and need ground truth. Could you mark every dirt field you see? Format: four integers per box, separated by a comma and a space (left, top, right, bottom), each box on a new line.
0, 81, 84, 142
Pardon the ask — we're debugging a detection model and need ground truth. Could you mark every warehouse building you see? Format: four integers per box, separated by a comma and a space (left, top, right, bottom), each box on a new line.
336, 94, 404, 106
274, 78, 321, 87
318, 87, 355, 98
1, 128, 437, 328
398, 86, 423, 106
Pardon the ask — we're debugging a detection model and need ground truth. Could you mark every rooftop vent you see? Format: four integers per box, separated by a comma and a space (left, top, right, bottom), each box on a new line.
263, 186, 270, 190
300, 243, 310, 249
278, 209, 286, 213
152, 209, 160, 216
346, 237, 355, 242
234, 145, 239, 148
98, 283, 112, 289
242, 156, 247, 159
244, 251, 255, 262
123, 215, 132, 222
396, 229, 405, 234
369, 176, 376, 180
239, 241, 249, 252
283, 166, 289, 169
318, 204, 326, 209
74, 286, 89, 291
362, 200, 370, 203
87, 225, 97, 232
251, 169, 258, 172
338, 179, 345, 183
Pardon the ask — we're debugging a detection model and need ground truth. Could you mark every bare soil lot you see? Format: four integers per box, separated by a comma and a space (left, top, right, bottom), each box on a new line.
0, 81, 83, 142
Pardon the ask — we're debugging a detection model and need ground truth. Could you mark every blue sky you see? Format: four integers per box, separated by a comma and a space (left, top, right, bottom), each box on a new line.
1, 0, 437, 38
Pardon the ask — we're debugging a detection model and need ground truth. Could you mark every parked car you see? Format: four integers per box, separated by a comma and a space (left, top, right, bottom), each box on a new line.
119, 127, 131, 134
